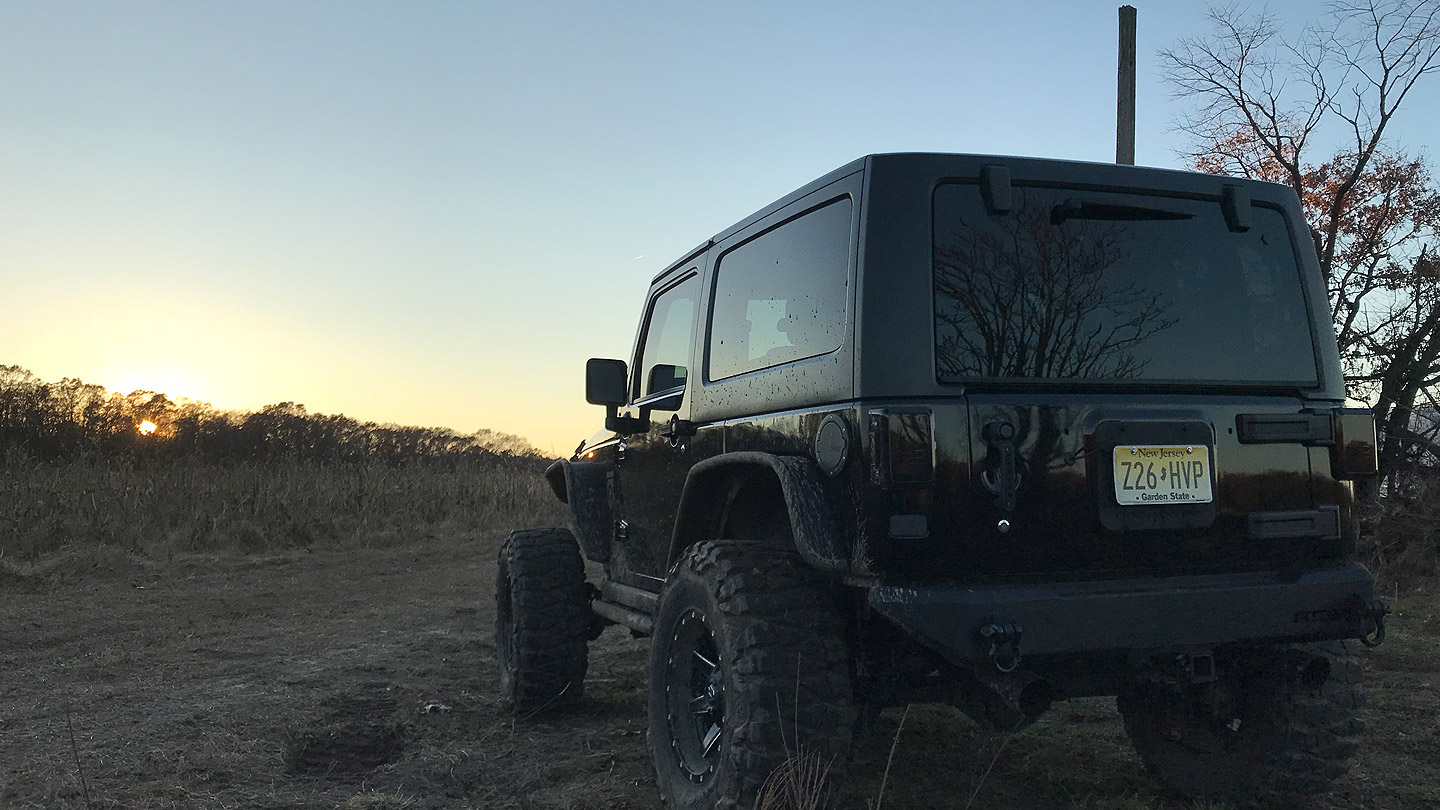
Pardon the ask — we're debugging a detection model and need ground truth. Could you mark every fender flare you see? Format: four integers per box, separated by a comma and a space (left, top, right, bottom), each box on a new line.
670, 451, 848, 573
543, 459, 568, 503
545, 459, 612, 563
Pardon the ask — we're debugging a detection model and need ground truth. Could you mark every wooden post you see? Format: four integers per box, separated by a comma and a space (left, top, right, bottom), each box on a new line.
1117, 5, 1137, 165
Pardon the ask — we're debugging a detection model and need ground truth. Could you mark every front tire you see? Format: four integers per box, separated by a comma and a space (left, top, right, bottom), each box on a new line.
647, 540, 855, 810
495, 528, 590, 714
1118, 641, 1363, 805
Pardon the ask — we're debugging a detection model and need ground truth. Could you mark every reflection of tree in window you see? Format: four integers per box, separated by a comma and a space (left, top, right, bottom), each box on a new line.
934, 192, 1175, 380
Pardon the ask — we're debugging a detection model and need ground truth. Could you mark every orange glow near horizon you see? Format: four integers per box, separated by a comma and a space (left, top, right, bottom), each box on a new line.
137, 420, 158, 435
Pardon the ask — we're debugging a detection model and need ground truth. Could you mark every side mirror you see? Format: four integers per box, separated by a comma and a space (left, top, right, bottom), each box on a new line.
585, 358, 628, 406
647, 363, 686, 395
637, 364, 685, 412
585, 358, 648, 435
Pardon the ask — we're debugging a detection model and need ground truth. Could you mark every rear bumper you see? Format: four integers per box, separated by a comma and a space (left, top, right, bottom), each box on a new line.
867, 563, 1378, 664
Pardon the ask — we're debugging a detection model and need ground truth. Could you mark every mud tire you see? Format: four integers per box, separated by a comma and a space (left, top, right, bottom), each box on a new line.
1118, 641, 1363, 806
647, 539, 855, 810
495, 528, 590, 714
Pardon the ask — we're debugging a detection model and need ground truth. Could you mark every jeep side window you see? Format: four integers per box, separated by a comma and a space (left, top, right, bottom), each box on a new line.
708, 197, 852, 381
634, 274, 699, 401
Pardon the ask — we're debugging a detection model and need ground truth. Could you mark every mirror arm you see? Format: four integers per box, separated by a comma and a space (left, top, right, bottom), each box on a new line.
604, 404, 649, 436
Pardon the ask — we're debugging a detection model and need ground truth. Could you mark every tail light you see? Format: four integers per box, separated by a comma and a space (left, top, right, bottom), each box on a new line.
869, 409, 934, 487
1332, 408, 1378, 479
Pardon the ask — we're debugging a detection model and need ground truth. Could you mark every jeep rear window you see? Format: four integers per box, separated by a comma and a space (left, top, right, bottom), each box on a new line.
932, 184, 1319, 386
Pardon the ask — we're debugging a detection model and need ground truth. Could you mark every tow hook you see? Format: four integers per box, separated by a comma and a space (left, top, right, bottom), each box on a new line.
1293, 593, 1390, 647
978, 621, 1023, 673
1362, 598, 1389, 648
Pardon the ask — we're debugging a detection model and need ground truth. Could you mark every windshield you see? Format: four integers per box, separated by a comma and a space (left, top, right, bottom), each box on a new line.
932, 183, 1319, 386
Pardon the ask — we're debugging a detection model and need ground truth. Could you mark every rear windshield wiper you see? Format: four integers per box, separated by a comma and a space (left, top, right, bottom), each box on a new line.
1051, 199, 1194, 225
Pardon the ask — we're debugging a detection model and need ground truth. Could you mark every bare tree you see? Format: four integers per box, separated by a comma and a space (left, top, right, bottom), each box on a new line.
1162, 0, 1440, 483
934, 205, 1176, 381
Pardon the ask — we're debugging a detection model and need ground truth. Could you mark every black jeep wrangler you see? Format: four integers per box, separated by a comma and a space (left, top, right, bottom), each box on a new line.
494, 153, 1387, 808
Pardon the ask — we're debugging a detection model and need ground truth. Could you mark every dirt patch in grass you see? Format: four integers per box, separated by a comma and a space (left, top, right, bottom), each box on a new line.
283, 687, 410, 777
3, 536, 1437, 809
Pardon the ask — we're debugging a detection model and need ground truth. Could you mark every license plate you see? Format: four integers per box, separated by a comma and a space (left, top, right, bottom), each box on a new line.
1112, 445, 1213, 505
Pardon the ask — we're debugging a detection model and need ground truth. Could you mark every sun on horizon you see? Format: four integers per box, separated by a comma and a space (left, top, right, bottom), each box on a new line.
137, 420, 158, 436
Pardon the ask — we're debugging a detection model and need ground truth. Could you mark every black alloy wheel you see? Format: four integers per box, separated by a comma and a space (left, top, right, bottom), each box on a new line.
663, 608, 726, 782
646, 539, 854, 810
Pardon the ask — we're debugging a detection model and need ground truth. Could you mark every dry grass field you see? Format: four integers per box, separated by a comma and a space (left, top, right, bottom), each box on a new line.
2, 459, 1438, 809
0, 454, 551, 559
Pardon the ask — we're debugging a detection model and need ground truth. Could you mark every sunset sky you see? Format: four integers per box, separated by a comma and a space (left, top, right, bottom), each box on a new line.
4, 1, 1437, 455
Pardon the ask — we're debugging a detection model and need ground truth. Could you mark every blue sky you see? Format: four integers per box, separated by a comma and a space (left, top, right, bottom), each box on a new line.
3, 1, 1436, 453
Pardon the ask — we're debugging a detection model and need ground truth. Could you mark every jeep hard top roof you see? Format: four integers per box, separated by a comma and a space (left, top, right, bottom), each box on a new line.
645, 152, 1344, 402
655, 152, 1310, 281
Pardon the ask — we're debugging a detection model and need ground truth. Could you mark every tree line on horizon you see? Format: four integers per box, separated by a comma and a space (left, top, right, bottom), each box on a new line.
0, 364, 540, 464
